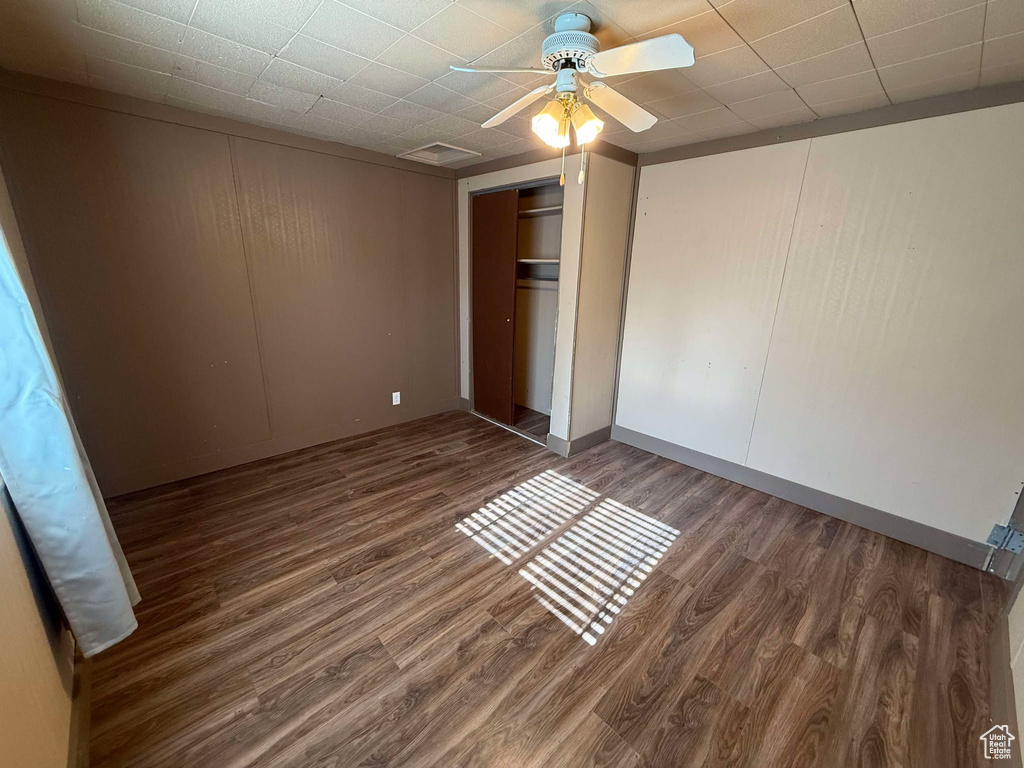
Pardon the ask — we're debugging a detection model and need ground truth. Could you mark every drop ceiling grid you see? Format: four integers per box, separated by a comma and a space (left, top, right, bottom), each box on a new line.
0, 0, 1017, 164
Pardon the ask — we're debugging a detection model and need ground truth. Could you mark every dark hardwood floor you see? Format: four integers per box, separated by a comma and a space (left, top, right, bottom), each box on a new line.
92, 410, 1003, 767
514, 404, 550, 440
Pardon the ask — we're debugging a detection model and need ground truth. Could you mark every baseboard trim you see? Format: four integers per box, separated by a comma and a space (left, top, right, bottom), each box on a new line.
67, 651, 91, 768
103, 396, 462, 497
457, 397, 471, 411
547, 425, 612, 458
611, 425, 991, 570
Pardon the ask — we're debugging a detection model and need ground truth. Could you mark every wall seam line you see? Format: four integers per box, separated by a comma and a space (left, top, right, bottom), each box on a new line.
226, 136, 275, 437
742, 139, 812, 466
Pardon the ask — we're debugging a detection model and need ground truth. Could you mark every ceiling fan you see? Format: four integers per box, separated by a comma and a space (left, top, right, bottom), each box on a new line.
451, 13, 695, 154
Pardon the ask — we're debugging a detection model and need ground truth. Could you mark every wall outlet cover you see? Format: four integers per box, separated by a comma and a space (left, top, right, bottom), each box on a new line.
392, 391, 401, 405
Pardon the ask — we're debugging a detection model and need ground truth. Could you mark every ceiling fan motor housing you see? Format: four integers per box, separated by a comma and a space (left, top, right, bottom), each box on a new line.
541, 13, 599, 72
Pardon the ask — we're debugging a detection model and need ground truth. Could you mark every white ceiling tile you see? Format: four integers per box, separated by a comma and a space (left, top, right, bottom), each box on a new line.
167, 75, 245, 109
404, 82, 478, 112
300, 1, 404, 60
696, 120, 759, 139
458, 128, 518, 150
346, 61, 430, 97
702, 69, 789, 102
248, 79, 318, 111
866, 5, 985, 67
797, 69, 885, 104
88, 72, 166, 99
810, 89, 889, 116
295, 112, 352, 138
340, 0, 452, 32
494, 116, 533, 139
165, 94, 237, 118
260, 57, 342, 96
773, 40, 874, 87
113, 0, 196, 24
189, 0, 296, 54
456, 103, 499, 123
567, 0, 635, 49
80, 26, 177, 72
380, 99, 445, 124
322, 82, 398, 112
671, 105, 744, 131
886, 70, 979, 102
233, 97, 302, 125
713, 0, 847, 42
728, 87, 806, 119
646, 88, 722, 118
470, 19, 549, 69
86, 53, 171, 91
278, 35, 370, 81
682, 44, 769, 86
455, 0, 551, 35
981, 59, 1024, 85
377, 35, 466, 80
640, 9, 745, 57
749, 4, 862, 68
986, 0, 1024, 39
370, 114, 414, 135
983, 32, 1024, 69
412, 3, 512, 60
483, 85, 530, 111
78, 0, 186, 52
586, 0, 712, 37
611, 70, 699, 102
876, 43, 981, 91
178, 26, 270, 76
436, 69, 518, 101
172, 55, 254, 93
852, 0, 984, 38
410, 113, 481, 140
747, 104, 817, 128
308, 96, 375, 126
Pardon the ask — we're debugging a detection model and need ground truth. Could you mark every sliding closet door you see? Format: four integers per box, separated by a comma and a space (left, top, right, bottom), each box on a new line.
471, 189, 519, 424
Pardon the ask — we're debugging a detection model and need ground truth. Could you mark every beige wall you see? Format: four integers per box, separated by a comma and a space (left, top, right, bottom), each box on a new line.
0, 491, 74, 768
0, 87, 458, 496
616, 103, 1024, 544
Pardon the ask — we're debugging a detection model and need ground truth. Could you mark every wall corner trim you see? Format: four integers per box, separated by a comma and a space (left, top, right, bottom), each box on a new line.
611, 425, 992, 570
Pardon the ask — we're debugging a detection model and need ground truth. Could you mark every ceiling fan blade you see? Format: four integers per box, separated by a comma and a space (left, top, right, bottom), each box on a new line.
482, 85, 554, 128
584, 82, 658, 132
450, 65, 554, 75
586, 34, 695, 78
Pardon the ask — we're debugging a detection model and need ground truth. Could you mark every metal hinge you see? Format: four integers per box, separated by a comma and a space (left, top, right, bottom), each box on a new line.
987, 523, 1024, 554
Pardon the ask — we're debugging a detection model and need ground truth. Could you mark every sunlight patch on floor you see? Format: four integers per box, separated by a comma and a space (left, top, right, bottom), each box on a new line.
455, 470, 600, 565
458, 471, 679, 645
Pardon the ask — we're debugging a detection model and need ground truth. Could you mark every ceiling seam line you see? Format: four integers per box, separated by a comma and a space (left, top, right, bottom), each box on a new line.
708, 4, 820, 120
846, 0, 892, 104
978, 0, 990, 88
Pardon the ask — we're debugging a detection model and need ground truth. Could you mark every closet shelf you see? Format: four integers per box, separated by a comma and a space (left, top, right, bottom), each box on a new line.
517, 258, 559, 264
518, 206, 562, 217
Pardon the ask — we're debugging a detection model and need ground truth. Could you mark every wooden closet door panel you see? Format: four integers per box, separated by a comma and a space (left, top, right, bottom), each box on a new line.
471, 189, 519, 424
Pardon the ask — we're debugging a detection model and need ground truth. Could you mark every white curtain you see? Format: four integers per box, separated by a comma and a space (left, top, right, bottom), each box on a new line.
0, 171, 138, 657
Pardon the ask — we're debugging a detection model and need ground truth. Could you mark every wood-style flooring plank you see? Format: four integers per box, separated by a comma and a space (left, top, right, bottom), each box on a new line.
89, 410, 1002, 768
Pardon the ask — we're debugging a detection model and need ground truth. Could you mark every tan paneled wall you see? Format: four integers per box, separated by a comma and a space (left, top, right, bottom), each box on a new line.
0, 88, 458, 496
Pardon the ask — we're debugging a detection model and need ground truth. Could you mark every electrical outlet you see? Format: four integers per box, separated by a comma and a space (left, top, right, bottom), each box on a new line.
392, 391, 401, 405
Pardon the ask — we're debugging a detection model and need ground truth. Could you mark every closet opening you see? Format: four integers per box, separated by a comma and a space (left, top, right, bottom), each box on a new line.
470, 179, 563, 445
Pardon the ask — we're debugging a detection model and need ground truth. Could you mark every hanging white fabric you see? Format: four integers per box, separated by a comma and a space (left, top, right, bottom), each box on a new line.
0, 183, 138, 658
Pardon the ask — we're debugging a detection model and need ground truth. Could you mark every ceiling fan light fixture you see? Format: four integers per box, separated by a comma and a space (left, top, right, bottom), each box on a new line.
532, 100, 571, 148
571, 103, 604, 145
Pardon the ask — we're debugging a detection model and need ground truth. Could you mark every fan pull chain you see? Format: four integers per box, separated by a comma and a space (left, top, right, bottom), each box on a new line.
578, 143, 586, 185
559, 143, 566, 186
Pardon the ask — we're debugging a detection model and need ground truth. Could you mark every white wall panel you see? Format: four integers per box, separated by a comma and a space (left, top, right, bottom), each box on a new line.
615, 141, 809, 463
746, 104, 1024, 541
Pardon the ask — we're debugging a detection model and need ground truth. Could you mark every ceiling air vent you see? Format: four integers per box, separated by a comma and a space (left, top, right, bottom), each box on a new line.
397, 143, 481, 166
